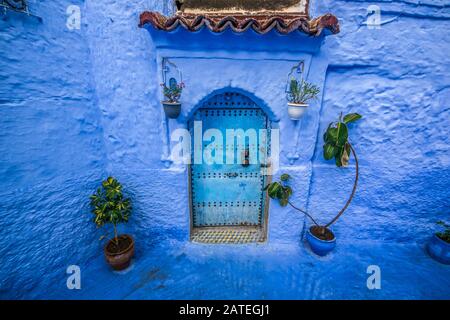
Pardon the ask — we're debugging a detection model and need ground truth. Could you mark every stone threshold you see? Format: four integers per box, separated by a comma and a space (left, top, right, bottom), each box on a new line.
191, 226, 266, 244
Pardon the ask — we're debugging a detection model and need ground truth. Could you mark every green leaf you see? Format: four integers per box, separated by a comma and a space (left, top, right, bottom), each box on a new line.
343, 113, 362, 124
290, 79, 298, 95
323, 143, 336, 160
335, 146, 344, 167
267, 182, 281, 199
336, 122, 348, 146
279, 198, 288, 207
277, 186, 285, 199
284, 186, 293, 197
280, 173, 290, 181
325, 126, 338, 144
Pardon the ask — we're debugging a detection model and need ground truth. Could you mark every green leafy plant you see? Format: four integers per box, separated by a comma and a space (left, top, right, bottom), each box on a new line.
264, 173, 292, 207
323, 112, 362, 167
287, 78, 320, 104
436, 221, 450, 243
161, 80, 185, 103
265, 113, 362, 239
90, 177, 132, 245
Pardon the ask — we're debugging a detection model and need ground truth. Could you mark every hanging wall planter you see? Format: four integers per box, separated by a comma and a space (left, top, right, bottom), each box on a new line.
161, 79, 185, 119
162, 100, 182, 119
161, 58, 184, 119
265, 112, 362, 256
427, 221, 450, 264
287, 102, 308, 120
285, 61, 320, 120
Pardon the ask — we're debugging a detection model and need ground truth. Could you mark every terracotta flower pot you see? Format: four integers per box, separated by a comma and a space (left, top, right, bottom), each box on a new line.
162, 101, 181, 119
104, 234, 135, 270
287, 102, 308, 120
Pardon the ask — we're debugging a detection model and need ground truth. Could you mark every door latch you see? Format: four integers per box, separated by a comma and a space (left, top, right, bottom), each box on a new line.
241, 148, 250, 167
226, 172, 238, 178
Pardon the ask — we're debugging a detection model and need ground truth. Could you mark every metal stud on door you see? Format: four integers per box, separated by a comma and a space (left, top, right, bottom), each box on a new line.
189, 92, 269, 231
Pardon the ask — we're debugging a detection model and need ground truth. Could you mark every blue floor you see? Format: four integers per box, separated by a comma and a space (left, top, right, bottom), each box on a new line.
43, 239, 450, 300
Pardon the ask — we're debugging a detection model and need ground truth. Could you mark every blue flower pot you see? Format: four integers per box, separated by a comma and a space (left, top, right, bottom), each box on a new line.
162, 101, 181, 119
306, 227, 336, 256
427, 234, 450, 265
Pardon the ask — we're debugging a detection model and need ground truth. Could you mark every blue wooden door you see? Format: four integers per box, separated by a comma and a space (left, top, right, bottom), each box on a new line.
189, 92, 269, 227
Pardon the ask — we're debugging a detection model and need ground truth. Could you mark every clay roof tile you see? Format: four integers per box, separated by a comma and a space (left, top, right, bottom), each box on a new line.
139, 12, 339, 36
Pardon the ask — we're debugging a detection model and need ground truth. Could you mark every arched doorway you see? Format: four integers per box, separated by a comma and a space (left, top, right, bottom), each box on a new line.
188, 91, 271, 243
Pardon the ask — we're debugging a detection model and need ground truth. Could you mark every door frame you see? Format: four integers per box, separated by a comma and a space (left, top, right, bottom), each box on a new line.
187, 103, 272, 243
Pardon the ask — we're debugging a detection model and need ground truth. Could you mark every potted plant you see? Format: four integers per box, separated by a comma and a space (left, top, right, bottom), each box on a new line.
427, 221, 450, 264
161, 79, 185, 119
265, 113, 362, 256
286, 78, 320, 120
90, 176, 134, 270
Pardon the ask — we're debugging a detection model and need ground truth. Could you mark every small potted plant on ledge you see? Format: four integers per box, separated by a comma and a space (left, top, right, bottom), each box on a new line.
287, 78, 320, 120
161, 78, 185, 119
265, 112, 362, 256
90, 176, 134, 270
427, 221, 450, 264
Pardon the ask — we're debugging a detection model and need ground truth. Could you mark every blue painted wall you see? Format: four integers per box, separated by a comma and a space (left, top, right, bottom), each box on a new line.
0, 1, 107, 298
0, 0, 449, 299
309, 0, 450, 244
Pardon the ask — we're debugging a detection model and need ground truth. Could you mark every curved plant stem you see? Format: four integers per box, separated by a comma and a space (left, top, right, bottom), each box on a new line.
325, 143, 359, 228
283, 143, 359, 231
288, 201, 320, 226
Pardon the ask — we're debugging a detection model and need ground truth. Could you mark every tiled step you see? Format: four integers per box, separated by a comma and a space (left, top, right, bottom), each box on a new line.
191, 227, 265, 244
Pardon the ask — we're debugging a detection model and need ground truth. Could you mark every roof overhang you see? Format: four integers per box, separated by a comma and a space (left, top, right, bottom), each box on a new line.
139, 11, 339, 36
